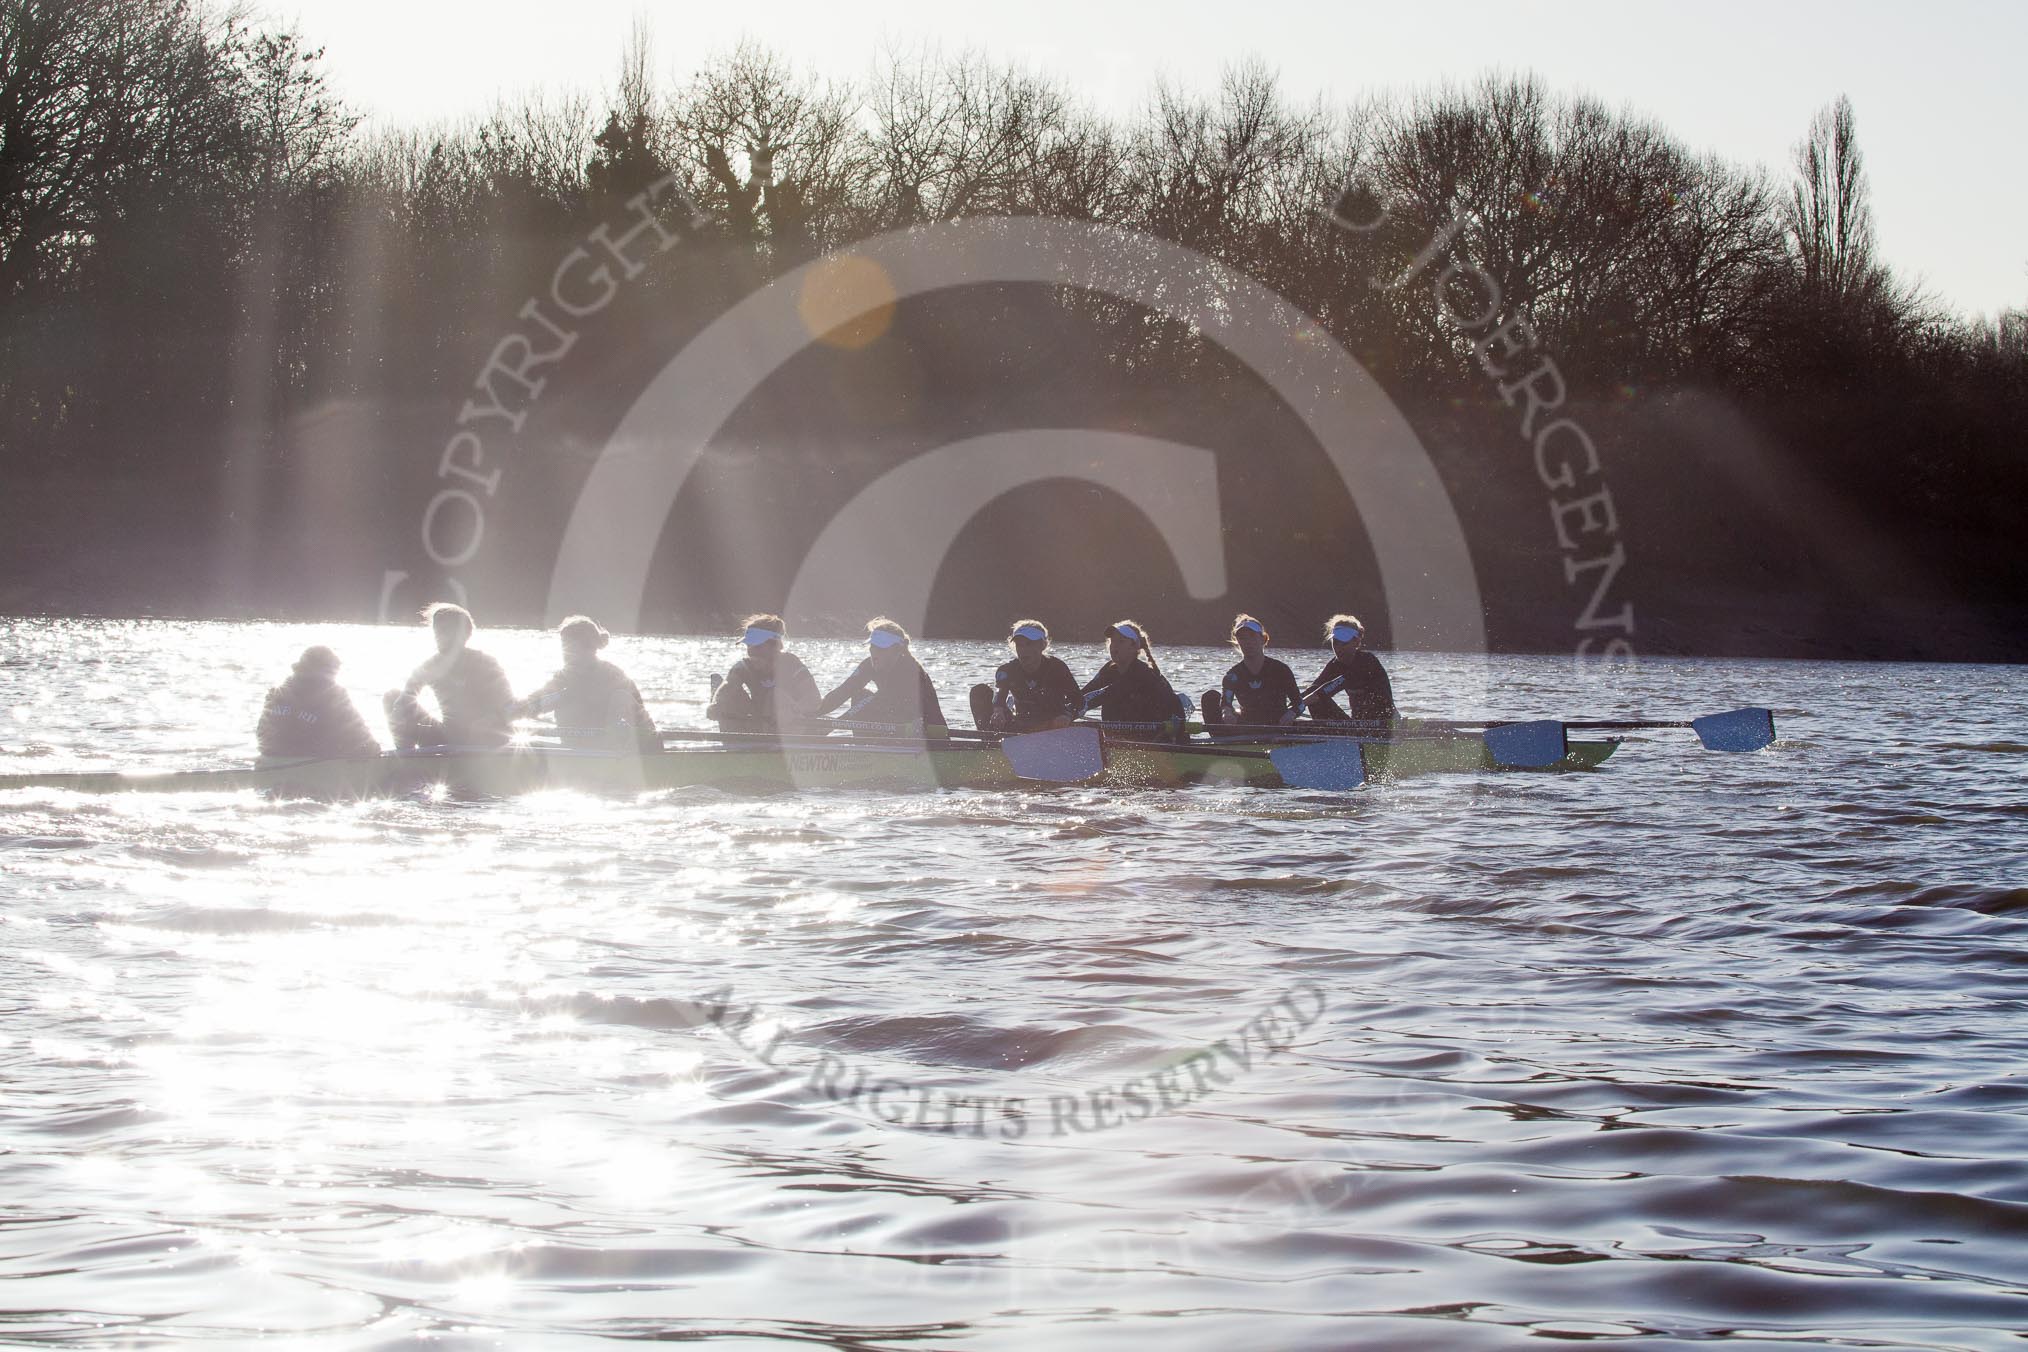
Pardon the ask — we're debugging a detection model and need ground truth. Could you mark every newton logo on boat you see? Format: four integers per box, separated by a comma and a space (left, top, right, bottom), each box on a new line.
541, 216, 1491, 677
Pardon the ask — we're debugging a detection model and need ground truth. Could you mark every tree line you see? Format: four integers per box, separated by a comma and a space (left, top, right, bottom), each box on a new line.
2, 1, 2023, 657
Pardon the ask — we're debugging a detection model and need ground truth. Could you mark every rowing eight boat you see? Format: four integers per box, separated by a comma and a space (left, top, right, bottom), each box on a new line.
0, 732, 1620, 799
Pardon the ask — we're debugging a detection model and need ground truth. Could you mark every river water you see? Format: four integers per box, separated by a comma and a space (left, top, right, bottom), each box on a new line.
2, 618, 2025, 1348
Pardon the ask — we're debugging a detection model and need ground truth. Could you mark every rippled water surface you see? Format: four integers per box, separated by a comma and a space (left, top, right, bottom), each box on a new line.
3, 618, 2026, 1348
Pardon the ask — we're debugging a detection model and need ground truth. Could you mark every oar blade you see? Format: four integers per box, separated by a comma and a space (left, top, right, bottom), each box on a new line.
1268, 739, 1366, 790
1001, 724, 1105, 783
1482, 719, 1568, 768
1691, 707, 1776, 753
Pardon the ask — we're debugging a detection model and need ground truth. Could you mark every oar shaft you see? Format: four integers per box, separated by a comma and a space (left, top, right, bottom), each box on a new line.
1117, 717, 1469, 742
650, 726, 964, 749
1195, 717, 1677, 736
1558, 719, 1692, 731
1294, 674, 1348, 704
826, 718, 992, 740
1105, 737, 1275, 761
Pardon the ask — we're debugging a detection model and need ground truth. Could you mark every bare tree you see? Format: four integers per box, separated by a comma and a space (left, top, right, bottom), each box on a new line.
1630, 154, 1788, 381
666, 41, 863, 260
615, 14, 654, 132
483, 90, 595, 208
234, 27, 355, 195
1784, 96, 1882, 307
1360, 77, 1690, 381
1025, 103, 1131, 223
0, 0, 252, 298
1128, 60, 1325, 259
862, 46, 1088, 228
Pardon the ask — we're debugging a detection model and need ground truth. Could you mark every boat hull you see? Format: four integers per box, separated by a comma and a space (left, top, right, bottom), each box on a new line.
0, 745, 1016, 798
0, 734, 1618, 799
1116, 735, 1619, 787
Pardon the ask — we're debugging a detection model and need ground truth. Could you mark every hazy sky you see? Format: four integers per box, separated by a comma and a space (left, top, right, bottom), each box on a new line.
278, 0, 2027, 317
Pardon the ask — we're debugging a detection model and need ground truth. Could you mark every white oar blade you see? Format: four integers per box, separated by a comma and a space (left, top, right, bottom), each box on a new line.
1482, 719, 1568, 768
1268, 740, 1366, 790
1001, 724, 1105, 783
1691, 707, 1776, 753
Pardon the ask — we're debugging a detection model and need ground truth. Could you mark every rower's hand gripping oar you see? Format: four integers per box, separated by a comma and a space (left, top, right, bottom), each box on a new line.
1294, 673, 1347, 716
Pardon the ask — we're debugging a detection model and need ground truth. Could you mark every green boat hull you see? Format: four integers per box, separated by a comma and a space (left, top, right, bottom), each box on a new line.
1113, 735, 1618, 787
0, 734, 1618, 799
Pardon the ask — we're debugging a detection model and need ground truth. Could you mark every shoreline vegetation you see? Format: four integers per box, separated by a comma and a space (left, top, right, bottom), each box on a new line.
2, 5, 2023, 663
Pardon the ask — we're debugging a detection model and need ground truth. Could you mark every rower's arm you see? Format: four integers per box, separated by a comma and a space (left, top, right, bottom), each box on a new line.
1296, 659, 1344, 702
774, 658, 823, 722
1048, 662, 1083, 718
622, 675, 659, 742
706, 663, 744, 711
814, 661, 871, 717
512, 673, 564, 719
1347, 653, 1397, 721
255, 688, 289, 755
1273, 664, 1305, 717
704, 671, 752, 724
917, 672, 949, 733
1298, 662, 1352, 720
332, 691, 383, 755
477, 657, 517, 718
404, 647, 460, 695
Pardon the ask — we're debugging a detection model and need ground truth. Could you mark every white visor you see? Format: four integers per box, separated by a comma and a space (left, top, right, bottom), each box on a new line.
744, 627, 783, 646
1236, 619, 1265, 636
1331, 623, 1362, 643
1109, 623, 1141, 643
1011, 624, 1047, 643
868, 629, 905, 649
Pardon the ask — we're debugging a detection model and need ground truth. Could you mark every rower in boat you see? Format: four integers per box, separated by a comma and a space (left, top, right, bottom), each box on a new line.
512, 616, 660, 752
257, 646, 381, 760
970, 619, 1081, 732
816, 618, 948, 739
1202, 614, 1303, 734
383, 603, 516, 750
705, 614, 821, 733
1082, 620, 1185, 742
1301, 614, 1397, 727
